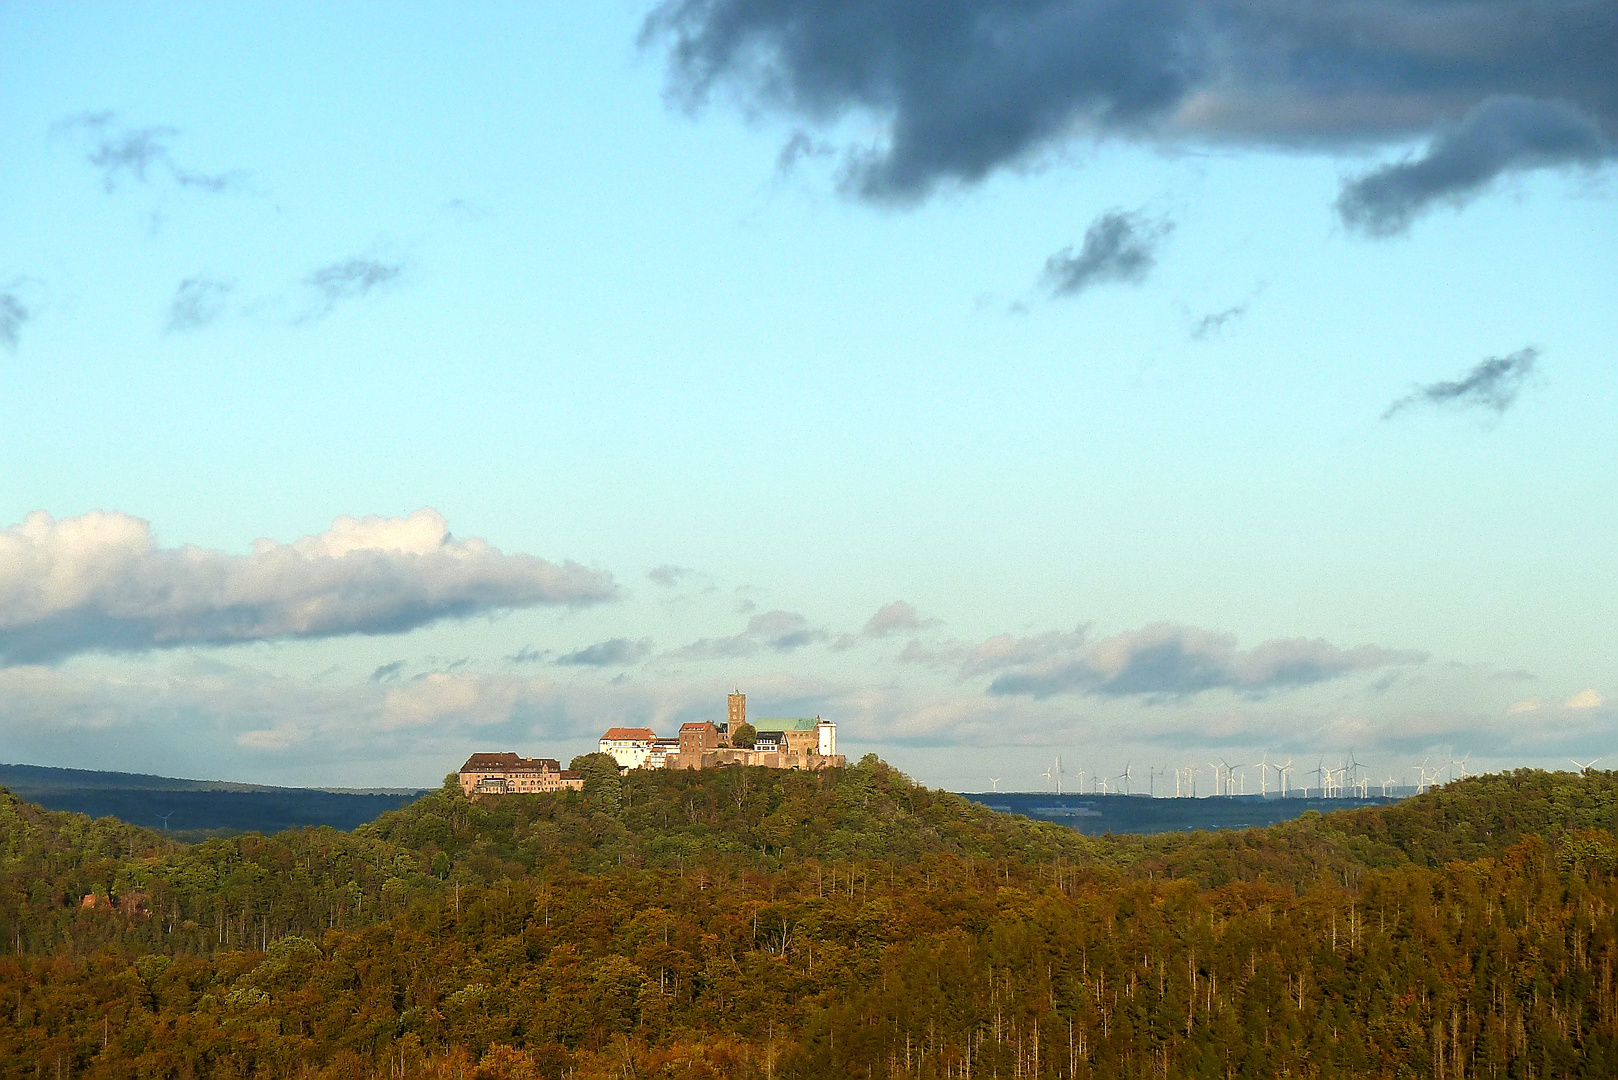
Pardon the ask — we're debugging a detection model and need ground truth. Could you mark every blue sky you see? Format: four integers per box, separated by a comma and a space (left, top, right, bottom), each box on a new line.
2, 1, 1615, 792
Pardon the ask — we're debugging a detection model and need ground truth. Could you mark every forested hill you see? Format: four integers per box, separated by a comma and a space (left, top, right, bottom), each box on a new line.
0, 763, 425, 838
4, 758, 1618, 1078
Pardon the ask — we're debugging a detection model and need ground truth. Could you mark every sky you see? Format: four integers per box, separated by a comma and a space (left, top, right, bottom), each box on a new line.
1, 1, 1615, 793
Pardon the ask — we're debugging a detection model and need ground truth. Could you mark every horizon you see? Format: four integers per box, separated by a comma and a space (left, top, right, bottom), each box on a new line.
2, 2, 1613, 794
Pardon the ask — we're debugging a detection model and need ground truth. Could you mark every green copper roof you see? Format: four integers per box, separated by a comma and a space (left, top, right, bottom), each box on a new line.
754, 717, 822, 731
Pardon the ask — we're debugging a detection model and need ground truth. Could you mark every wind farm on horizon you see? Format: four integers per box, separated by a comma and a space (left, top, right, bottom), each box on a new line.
978, 750, 1532, 800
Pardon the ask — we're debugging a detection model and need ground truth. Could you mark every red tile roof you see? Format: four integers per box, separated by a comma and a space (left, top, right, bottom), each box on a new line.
601, 727, 658, 741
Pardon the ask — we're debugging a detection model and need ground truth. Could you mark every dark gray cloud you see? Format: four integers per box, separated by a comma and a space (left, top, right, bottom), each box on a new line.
647, 564, 695, 587
0, 292, 29, 351
644, 1, 1617, 214
54, 112, 241, 193
675, 609, 827, 658
302, 258, 402, 320
165, 277, 235, 333
1382, 347, 1539, 419
370, 661, 405, 682
969, 622, 1423, 700
1339, 97, 1611, 235
1191, 304, 1247, 340
506, 645, 549, 664
557, 637, 654, 667
776, 130, 835, 173
1043, 210, 1168, 297
0, 508, 617, 665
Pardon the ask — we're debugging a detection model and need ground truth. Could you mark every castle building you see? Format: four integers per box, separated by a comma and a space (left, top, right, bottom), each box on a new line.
598, 727, 659, 770
457, 753, 583, 796
630, 691, 844, 772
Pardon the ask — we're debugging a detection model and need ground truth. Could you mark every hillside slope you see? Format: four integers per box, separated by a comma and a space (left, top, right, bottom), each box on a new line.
2, 761, 1617, 1079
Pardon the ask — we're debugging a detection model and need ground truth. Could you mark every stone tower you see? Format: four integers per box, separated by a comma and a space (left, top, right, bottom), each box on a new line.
728, 688, 746, 730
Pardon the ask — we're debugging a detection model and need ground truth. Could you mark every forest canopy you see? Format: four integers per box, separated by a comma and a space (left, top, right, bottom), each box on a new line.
3, 759, 1618, 1078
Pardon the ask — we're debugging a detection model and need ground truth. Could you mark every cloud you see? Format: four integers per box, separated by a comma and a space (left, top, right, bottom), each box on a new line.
863, 600, 933, 638
1565, 689, 1604, 710
1338, 97, 1611, 236
165, 277, 235, 333
1191, 304, 1247, 340
1382, 347, 1538, 419
973, 622, 1424, 700
370, 661, 405, 682
1042, 210, 1170, 297
556, 637, 654, 667
776, 130, 834, 173
675, 609, 827, 658
301, 258, 402, 320
643, 2, 1617, 214
0, 508, 616, 665
506, 645, 549, 664
53, 112, 241, 193
238, 728, 297, 751
834, 599, 938, 651
647, 564, 694, 587
0, 291, 29, 351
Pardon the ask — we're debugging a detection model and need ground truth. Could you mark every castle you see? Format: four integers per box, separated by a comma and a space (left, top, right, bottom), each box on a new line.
458, 690, 843, 795
598, 689, 843, 772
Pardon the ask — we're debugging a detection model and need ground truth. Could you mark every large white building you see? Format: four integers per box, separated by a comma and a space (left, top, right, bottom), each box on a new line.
598, 727, 658, 770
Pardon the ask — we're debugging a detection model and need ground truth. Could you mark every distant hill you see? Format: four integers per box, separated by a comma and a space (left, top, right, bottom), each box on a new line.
0, 763, 426, 837
962, 790, 1403, 834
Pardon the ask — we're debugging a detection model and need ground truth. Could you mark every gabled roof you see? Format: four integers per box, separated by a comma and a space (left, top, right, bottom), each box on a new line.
601, 727, 658, 741
461, 752, 520, 771
459, 752, 560, 773
755, 717, 822, 732
680, 721, 717, 732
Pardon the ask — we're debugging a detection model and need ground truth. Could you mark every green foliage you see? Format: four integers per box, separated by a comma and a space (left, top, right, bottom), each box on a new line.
3, 767, 1618, 1078
729, 722, 757, 749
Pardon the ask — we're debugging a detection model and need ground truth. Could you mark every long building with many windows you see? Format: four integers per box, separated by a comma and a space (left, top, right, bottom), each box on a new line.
457, 753, 583, 796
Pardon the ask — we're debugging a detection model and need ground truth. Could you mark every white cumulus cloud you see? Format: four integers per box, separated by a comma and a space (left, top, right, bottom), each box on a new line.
0, 508, 616, 664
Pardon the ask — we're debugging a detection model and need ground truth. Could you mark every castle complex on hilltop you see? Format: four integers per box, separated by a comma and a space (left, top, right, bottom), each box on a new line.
458, 689, 843, 796
599, 689, 842, 772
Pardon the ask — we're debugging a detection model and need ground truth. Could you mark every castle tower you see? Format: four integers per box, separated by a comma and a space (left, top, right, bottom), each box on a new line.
728, 687, 746, 729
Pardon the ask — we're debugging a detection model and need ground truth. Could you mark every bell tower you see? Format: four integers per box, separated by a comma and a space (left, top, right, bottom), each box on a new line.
727, 687, 746, 730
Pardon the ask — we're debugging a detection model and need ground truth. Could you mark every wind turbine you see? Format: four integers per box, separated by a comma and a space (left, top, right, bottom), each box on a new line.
1275, 758, 1293, 798
1041, 763, 1054, 792
1255, 755, 1270, 798
989, 778, 1001, 793
1571, 758, 1601, 776
1449, 751, 1471, 782
1381, 775, 1395, 798
1054, 754, 1064, 796
1310, 759, 1328, 798
1117, 762, 1133, 795
1208, 761, 1225, 797
157, 812, 173, 831
1186, 764, 1199, 798
1347, 751, 1365, 791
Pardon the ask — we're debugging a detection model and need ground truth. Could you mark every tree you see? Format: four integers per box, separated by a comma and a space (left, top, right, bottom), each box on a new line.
729, 722, 757, 749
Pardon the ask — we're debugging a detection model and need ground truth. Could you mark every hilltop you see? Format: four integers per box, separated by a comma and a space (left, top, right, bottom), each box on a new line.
3, 760, 1618, 1078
